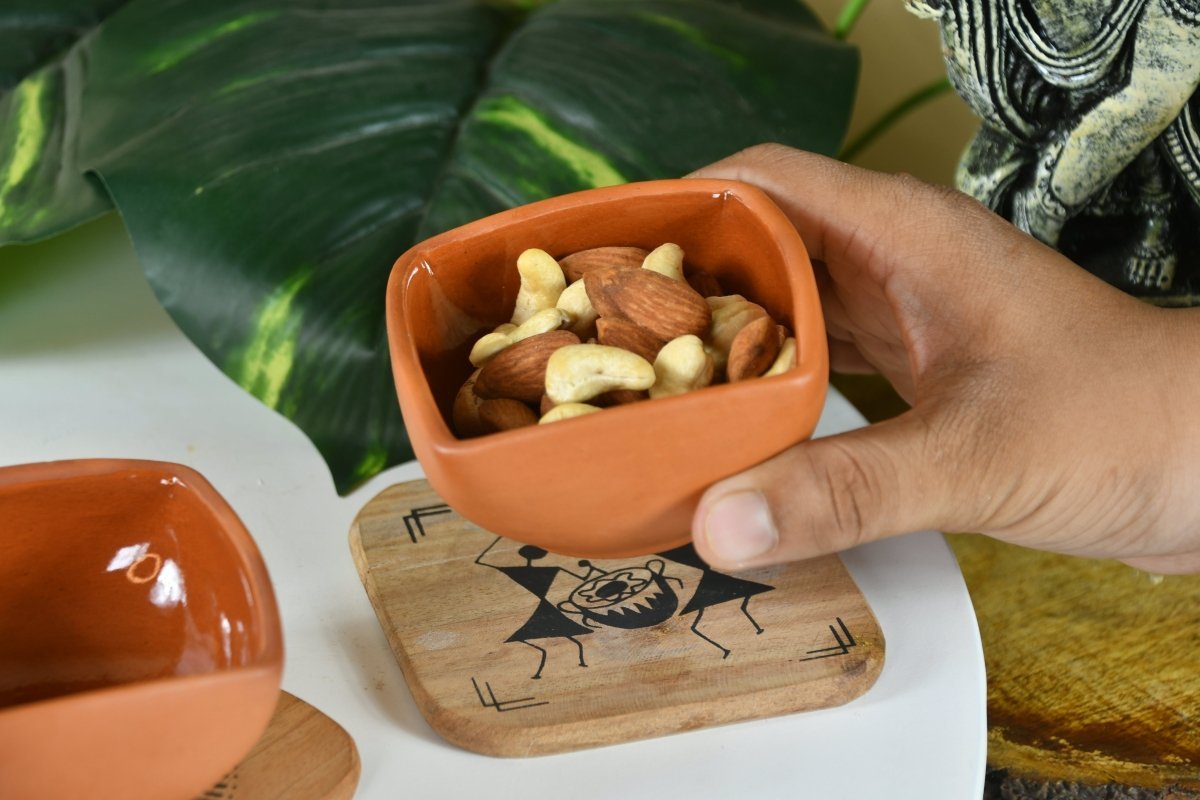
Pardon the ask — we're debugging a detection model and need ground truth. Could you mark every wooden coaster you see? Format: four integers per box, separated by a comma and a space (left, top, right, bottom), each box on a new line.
199, 691, 360, 800
348, 479, 885, 757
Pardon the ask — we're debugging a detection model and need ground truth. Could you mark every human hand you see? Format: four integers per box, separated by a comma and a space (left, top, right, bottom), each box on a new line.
688, 145, 1200, 575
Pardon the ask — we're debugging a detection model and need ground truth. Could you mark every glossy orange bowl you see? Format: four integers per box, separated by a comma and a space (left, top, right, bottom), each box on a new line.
0, 459, 283, 800
386, 179, 828, 558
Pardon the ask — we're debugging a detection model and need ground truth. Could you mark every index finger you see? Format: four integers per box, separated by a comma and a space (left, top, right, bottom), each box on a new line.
687, 144, 1016, 276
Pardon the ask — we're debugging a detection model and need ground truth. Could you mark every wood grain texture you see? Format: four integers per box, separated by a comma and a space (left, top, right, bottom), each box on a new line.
348, 479, 884, 757
198, 691, 360, 800
952, 534, 1200, 792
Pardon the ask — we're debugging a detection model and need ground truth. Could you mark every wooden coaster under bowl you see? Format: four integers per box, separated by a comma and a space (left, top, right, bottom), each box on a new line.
199, 691, 359, 800
348, 479, 885, 757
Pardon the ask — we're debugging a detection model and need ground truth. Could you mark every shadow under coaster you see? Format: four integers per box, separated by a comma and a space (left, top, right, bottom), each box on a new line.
349, 479, 885, 757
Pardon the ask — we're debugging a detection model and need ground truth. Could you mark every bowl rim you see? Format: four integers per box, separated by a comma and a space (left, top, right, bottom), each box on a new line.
385, 177, 827, 458
0, 458, 285, 678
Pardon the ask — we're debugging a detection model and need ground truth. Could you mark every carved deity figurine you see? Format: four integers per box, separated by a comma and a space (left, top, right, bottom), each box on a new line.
909, 0, 1200, 303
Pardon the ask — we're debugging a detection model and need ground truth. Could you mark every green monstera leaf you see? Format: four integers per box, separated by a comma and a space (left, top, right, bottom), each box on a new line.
0, 0, 857, 492
0, 1, 126, 89
0, 1, 124, 241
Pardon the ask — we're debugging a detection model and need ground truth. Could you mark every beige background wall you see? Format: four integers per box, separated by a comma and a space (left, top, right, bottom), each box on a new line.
806, 0, 980, 188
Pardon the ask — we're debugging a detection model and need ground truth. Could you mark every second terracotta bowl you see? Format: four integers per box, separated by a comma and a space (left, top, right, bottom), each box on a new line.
386, 179, 828, 558
0, 459, 283, 800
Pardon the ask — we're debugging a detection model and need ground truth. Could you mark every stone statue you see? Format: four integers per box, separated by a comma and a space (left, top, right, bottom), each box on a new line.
908, 0, 1200, 304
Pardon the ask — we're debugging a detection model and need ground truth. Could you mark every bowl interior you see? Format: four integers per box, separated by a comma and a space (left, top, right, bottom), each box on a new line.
0, 461, 278, 709
398, 182, 803, 435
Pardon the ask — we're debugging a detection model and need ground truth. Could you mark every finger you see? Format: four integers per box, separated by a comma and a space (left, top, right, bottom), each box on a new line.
691, 410, 965, 569
812, 261, 867, 349
828, 338, 877, 374
688, 144, 1015, 277
1121, 551, 1200, 575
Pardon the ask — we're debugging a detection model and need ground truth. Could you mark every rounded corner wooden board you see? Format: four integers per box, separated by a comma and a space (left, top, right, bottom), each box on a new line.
348, 479, 885, 757
199, 691, 360, 800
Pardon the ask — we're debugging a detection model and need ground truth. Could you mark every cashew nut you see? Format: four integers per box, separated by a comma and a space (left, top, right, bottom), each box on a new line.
469, 309, 567, 367
764, 337, 797, 376
544, 344, 656, 404
512, 248, 567, 325
554, 279, 598, 337
650, 335, 714, 399
539, 402, 603, 424
704, 294, 768, 371
641, 242, 685, 281
512, 307, 569, 341
469, 331, 515, 367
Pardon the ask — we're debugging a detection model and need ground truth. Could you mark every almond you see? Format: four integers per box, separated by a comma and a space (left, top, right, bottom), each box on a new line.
584, 266, 710, 341
686, 269, 724, 298
559, 246, 646, 283
478, 398, 539, 433
727, 316, 781, 381
596, 317, 667, 364
474, 330, 580, 404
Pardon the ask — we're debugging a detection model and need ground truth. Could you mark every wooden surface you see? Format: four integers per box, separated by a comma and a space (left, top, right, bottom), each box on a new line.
832, 374, 1200, 798
953, 535, 1200, 797
348, 479, 884, 757
199, 691, 360, 800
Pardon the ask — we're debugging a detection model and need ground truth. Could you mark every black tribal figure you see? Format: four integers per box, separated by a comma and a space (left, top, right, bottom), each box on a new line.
475, 539, 592, 679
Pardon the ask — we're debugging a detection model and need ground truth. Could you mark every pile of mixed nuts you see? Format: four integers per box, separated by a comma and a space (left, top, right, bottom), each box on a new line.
453, 243, 797, 437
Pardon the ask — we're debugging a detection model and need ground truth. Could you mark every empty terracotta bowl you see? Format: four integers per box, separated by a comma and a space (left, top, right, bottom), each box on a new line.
386, 179, 827, 558
0, 459, 283, 800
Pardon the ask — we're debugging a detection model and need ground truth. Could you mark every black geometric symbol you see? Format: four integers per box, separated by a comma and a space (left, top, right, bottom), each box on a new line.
402, 503, 452, 544
799, 617, 857, 661
197, 771, 238, 799
471, 677, 549, 712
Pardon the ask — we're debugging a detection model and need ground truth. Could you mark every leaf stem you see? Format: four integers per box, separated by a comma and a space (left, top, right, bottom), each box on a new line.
834, 0, 874, 39
838, 77, 953, 163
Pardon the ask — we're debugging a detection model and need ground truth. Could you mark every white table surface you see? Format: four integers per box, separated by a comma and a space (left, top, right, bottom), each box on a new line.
0, 215, 986, 799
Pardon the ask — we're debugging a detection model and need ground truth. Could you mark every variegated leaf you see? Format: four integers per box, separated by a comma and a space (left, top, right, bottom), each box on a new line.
0, 1, 123, 243
1, 0, 856, 491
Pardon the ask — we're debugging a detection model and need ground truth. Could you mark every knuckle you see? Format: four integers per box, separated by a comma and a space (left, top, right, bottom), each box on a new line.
734, 142, 831, 179
738, 142, 798, 164
803, 440, 885, 552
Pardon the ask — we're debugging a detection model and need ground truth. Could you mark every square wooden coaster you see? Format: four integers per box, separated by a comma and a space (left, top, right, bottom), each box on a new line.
349, 480, 884, 757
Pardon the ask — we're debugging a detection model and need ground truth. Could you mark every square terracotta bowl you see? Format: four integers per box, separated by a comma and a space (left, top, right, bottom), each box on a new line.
386, 179, 827, 558
0, 459, 283, 800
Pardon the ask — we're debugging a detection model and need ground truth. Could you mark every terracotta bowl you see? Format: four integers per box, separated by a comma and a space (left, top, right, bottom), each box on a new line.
0, 459, 283, 800
386, 179, 828, 558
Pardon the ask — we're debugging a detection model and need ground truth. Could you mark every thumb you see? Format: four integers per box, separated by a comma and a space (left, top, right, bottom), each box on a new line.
691, 411, 962, 569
